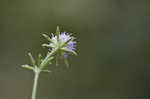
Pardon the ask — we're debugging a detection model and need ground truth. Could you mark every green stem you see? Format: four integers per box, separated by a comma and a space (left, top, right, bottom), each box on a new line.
31, 48, 59, 99
31, 71, 40, 99
40, 48, 58, 68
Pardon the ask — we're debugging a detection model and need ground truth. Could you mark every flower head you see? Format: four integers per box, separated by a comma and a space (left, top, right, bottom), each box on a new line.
49, 32, 76, 51
42, 26, 77, 67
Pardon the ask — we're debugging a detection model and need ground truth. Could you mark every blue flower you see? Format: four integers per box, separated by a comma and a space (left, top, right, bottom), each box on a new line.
49, 32, 76, 51
42, 27, 77, 67
50, 32, 76, 58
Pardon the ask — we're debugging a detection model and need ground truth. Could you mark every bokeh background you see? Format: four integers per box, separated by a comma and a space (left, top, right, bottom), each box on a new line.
0, 0, 150, 99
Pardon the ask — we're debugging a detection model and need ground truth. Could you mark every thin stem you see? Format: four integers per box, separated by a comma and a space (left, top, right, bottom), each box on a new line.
31, 72, 40, 99
31, 48, 58, 99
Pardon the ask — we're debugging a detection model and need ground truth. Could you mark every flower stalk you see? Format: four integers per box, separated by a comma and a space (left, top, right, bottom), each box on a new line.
31, 68, 40, 99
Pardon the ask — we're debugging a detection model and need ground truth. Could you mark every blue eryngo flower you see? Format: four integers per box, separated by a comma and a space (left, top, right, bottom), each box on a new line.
50, 32, 76, 52
42, 26, 77, 67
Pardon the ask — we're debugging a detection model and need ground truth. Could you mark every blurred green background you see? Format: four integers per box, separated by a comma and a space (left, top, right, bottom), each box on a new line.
0, 0, 150, 99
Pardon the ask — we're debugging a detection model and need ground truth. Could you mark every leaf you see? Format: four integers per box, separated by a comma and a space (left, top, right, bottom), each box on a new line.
56, 26, 60, 42
61, 37, 72, 48
28, 53, 36, 66
42, 34, 54, 44
61, 48, 77, 55
42, 44, 54, 48
38, 53, 42, 67
22, 64, 34, 71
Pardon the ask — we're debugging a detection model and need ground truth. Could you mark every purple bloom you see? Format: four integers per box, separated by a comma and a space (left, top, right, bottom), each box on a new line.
49, 32, 76, 56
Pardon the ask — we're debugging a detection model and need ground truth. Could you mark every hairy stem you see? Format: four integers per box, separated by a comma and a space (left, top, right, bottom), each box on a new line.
31, 72, 39, 99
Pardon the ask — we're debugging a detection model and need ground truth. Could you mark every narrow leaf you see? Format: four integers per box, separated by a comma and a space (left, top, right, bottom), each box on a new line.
42, 44, 54, 48
56, 26, 60, 42
28, 53, 36, 66
61, 37, 72, 47
61, 48, 77, 55
38, 53, 42, 67
42, 34, 54, 43
22, 65, 34, 71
